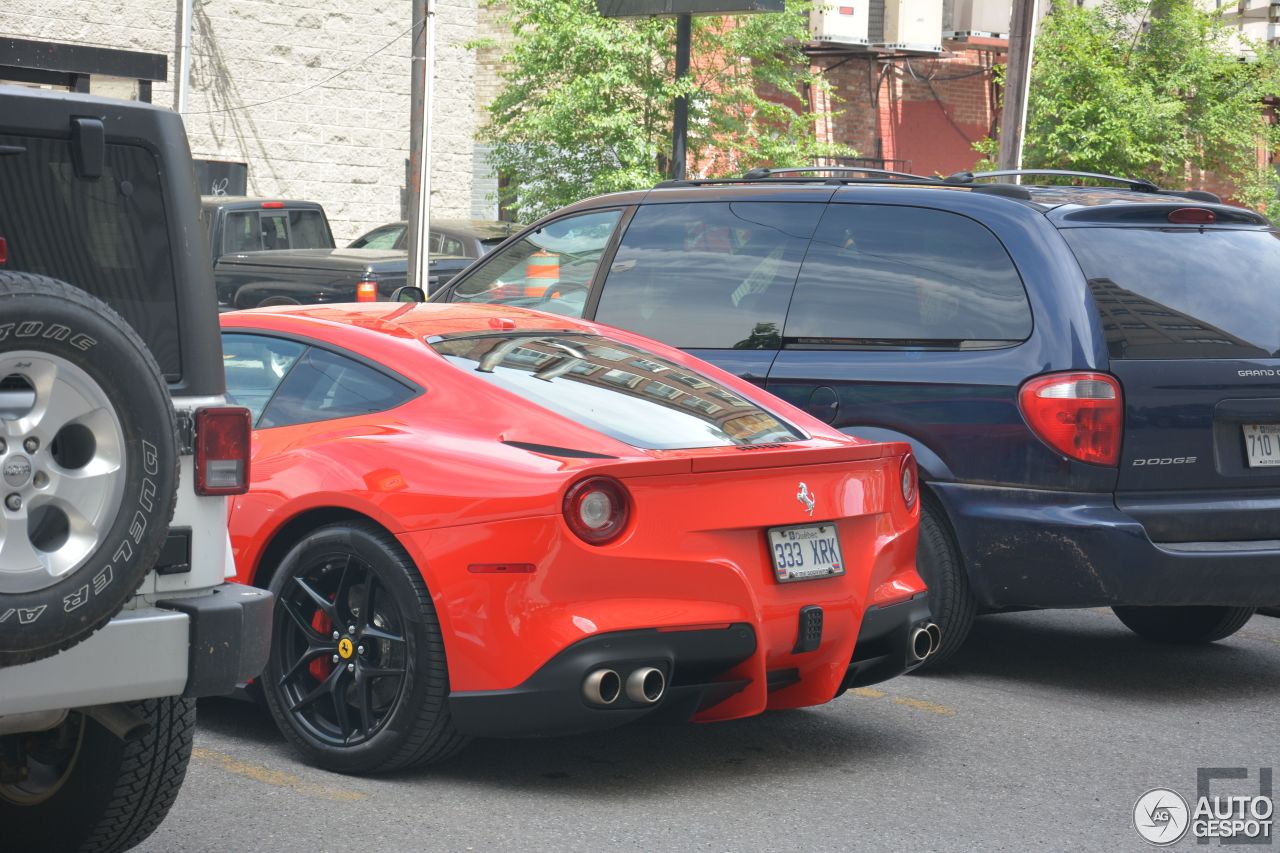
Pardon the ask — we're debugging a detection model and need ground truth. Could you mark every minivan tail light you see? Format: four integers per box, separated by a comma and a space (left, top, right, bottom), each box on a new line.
195, 406, 252, 495
356, 280, 378, 302
563, 476, 631, 545
1018, 372, 1123, 466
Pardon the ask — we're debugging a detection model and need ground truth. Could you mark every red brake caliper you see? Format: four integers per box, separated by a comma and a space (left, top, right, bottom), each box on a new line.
309, 608, 334, 681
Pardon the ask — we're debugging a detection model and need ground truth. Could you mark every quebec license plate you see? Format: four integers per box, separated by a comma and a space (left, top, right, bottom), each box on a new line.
1243, 424, 1280, 468
768, 523, 845, 583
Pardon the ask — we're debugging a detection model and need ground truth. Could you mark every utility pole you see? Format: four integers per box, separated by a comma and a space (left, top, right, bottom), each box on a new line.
408, 0, 434, 292
998, 0, 1039, 173
671, 13, 692, 180
174, 0, 194, 113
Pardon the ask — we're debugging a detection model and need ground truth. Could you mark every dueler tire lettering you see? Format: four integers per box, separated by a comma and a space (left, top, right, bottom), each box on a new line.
0, 273, 178, 667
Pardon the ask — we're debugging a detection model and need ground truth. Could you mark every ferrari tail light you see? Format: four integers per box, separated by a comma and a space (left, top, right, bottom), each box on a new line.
899, 452, 918, 509
356, 280, 378, 302
563, 476, 630, 545
195, 406, 252, 495
1018, 372, 1123, 466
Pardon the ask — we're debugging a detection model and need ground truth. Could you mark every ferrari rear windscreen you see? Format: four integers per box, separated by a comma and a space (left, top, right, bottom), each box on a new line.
429, 332, 805, 449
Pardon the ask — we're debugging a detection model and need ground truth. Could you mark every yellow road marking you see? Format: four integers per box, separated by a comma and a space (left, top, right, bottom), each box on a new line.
890, 696, 956, 716
192, 747, 368, 801
848, 686, 956, 716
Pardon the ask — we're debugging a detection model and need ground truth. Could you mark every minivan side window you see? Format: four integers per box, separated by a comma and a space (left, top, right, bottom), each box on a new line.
450, 209, 624, 317
783, 205, 1032, 348
594, 202, 823, 349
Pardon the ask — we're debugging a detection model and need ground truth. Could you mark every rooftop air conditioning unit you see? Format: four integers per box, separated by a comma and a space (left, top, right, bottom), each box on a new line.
946, 0, 1010, 37
882, 0, 943, 51
811, 1, 870, 45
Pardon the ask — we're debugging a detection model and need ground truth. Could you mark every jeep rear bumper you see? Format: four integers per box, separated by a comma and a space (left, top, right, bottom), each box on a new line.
0, 582, 271, 718
933, 482, 1280, 608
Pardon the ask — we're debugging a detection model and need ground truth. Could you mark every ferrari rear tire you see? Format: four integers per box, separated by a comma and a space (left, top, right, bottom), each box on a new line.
261, 521, 468, 774
1112, 605, 1255, 644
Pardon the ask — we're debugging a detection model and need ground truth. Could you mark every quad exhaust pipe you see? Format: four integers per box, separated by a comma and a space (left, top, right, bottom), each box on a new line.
582, 666, 666, 706
625, 667, 665, 704
910, 622, 943, 662
582, 669, 621, 705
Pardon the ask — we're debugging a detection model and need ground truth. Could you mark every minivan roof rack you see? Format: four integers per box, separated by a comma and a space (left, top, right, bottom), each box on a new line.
656, 166, 949, 189
945, 169, 1160, 193
741, 166, 937, 182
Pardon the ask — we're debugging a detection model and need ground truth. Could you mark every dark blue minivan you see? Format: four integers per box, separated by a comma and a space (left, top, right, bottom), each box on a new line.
432, 171, 1280, 663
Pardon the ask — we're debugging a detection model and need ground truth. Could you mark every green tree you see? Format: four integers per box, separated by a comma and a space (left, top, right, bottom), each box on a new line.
976, 0, 1280, 213
481, 0, 851, 220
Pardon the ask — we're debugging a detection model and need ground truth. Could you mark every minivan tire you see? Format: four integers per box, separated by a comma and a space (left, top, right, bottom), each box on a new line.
910, 497, 977, 668
0, 273, 179, 667
0, 697, 195, 852
1112, 605, 1256, 644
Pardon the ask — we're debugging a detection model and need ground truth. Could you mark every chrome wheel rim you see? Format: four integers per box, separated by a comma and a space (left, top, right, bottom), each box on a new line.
0, 351, 126, 594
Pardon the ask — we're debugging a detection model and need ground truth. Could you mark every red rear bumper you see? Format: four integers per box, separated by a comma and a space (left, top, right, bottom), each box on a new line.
397, 453, 924, 727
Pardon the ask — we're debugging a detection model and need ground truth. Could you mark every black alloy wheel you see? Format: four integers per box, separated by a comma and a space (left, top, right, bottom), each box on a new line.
261, 522, 467, 774
273, 552, 407, 749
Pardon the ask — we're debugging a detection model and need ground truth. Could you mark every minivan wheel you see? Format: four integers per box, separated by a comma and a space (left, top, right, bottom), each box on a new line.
909, 497, 977, 669
1112, 605, 1255, 644
261, 522, 468, 774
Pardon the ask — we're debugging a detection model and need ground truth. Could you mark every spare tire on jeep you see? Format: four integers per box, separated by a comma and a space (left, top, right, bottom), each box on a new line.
0, 273, 178, 667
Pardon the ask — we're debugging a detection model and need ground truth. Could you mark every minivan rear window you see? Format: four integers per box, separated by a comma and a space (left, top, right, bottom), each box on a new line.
429, 332, 805, 449
1062, 227, 1280, 359
0, 134, 181, 378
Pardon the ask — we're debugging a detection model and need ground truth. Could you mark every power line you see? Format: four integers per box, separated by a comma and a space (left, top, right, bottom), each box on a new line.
185, 17, 423, 116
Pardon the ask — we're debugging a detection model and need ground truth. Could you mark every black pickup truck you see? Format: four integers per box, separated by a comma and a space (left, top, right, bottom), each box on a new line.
200, 197, 334, 264
214, 248, 474, 310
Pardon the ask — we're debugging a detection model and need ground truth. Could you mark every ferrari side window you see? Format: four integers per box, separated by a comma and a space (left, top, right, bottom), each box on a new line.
221, 333, 306, 424
259, 346, 417, 429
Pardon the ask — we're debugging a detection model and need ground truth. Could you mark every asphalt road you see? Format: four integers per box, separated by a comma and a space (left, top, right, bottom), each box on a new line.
139, 608, 1280, 852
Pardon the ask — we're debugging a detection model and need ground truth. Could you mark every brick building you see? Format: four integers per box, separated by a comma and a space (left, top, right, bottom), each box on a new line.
0, 0, 485, 243
809, 44, 1003, 178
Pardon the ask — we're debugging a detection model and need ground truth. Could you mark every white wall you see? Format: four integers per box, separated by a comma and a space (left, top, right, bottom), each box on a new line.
0, 0, 479, 243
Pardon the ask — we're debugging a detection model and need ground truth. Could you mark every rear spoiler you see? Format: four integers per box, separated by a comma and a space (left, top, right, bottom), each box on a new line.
586, 442, 906, 479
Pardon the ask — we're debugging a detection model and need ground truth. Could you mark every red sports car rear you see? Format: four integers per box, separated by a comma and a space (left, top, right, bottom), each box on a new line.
221, 303, 930, 773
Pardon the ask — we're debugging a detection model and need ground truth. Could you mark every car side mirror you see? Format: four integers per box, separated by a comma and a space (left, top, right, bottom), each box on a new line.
390, 286, 426, 303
